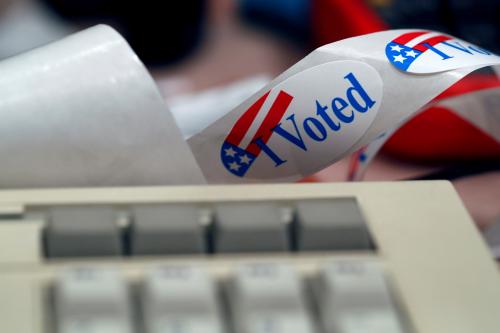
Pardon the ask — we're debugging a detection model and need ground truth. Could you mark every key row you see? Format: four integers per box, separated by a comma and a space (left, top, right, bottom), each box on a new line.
53, 261, 408, 333
43, 198, 374, 258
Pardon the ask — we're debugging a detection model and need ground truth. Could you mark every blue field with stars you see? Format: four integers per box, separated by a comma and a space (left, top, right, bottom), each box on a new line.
385, 42, 423, 72
220, 141, 256, 177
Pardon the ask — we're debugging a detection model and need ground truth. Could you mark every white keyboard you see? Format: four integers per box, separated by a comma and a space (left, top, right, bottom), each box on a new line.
0, 181, 499, 333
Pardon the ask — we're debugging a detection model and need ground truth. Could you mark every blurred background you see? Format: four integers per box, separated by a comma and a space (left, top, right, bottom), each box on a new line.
0, 0, 498, 228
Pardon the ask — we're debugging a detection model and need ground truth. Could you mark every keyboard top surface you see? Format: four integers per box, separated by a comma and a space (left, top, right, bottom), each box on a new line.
0, 181, 499, 333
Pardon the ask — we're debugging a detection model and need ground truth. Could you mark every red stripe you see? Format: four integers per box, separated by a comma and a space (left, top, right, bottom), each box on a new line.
246, 91, 294, 156
225, 91, 270, 146
413, 35, 452, 52
393, 31, 428, 45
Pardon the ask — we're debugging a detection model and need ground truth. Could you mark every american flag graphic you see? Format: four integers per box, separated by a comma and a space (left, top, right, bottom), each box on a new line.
385, 31, 452, 72
221, 90, 293, 177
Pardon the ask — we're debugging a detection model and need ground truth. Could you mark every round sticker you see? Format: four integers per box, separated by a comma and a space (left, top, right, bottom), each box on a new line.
218, 60, 383, 181
385, 30, 500, 74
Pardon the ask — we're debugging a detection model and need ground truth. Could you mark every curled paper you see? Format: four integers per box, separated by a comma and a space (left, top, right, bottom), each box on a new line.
0, 25, 204, 187
184, 30, 500, 183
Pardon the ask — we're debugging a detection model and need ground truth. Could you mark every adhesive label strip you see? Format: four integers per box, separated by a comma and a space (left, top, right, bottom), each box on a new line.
349, 88, 500, 181
180, 29, 500, 183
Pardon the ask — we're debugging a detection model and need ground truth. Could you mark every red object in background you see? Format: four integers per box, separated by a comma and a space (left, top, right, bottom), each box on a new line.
312, 0, 386, 46
312, 0, 500, 162
383, 76, 500, 162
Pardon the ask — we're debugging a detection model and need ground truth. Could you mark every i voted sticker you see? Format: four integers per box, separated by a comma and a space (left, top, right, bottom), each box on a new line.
385, 31, 500, 74
217, 61, 383, 181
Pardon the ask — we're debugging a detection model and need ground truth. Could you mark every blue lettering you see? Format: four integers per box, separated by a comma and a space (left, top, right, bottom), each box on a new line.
303, 117, 327, 141
344, 73, 376, 113
316, 100, 341, 131
258, 72, 378, 167
253, 137, 287, 166
272, 114, 308, 151
441, 41, 473, 55
468, 46, 492, 55
442, 41, 492, 55
422, 42, 453, 60
331, 97, 353, 123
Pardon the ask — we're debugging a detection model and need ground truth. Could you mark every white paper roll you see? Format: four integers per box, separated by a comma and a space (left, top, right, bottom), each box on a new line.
0, 25, 205, 188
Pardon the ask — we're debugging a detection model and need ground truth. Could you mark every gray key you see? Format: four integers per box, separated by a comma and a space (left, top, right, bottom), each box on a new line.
142, 265, 223, 333
46, 206, 121, 257
227, 263, 316, 333
213, 202, 290, 253
315, 261, 406, 333
55, 267, 133, 333
131, 205, 206, 255
296, 198, 371, 251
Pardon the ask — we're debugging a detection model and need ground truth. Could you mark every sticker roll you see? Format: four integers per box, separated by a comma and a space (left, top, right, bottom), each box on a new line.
0, 25, 205, 188
183, 29, 500, 183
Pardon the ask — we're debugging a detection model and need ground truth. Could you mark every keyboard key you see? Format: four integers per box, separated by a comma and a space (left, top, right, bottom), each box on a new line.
227, 263, 315, 333
54, 267, 133, 333
213, 202, 290, 253
142, 265, 223, 333
296, 198, 372, 251
130, 205, 206, 255
315, 261, 406, 333
46, 206, 121, 257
